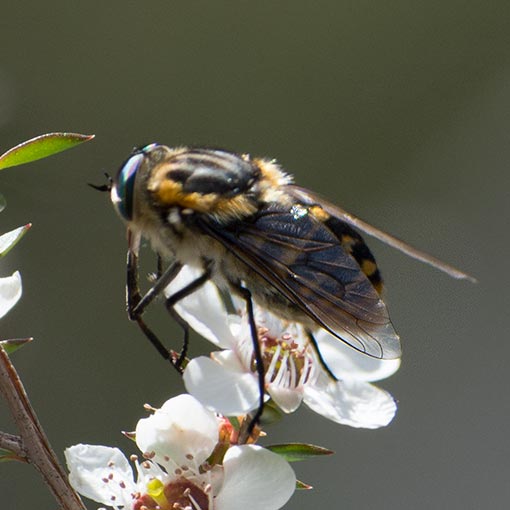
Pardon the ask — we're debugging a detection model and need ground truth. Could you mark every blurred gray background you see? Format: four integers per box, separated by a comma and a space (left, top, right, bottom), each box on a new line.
0, 2, 508, 509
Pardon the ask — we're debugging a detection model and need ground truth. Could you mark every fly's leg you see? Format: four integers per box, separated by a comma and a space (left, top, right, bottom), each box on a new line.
163, 264, 212, 370
156, 254, 163, 280
236, 285, 265, 443
127, 248, 182, 366
127, 238, 212, 372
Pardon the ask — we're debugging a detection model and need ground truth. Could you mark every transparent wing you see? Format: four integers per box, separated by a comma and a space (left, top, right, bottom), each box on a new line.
199, 203, 401, 359
285, 185, 476, 283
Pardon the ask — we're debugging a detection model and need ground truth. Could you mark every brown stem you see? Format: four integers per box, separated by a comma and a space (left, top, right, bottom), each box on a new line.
0, 346, 85, 510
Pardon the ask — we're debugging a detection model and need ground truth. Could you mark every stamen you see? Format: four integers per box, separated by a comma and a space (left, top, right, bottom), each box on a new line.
265, 343, 280, 381
188, 491, 204, 510
288, 354, 297, 387
298, 356, 309, 386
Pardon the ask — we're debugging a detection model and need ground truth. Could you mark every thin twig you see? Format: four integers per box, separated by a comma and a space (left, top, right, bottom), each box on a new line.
0, 431, 25, 459
0, 346, 85, 510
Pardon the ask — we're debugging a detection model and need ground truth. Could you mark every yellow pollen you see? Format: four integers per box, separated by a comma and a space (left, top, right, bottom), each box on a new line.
146, 478, 165, 499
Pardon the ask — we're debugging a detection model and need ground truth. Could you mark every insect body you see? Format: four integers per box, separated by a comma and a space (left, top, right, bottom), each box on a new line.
109, 143, 473, 427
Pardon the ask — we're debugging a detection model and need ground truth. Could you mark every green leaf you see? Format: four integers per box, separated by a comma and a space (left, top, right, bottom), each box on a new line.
227, 416, 241, 431
296, 479, 313, 490
0, 448, 24, 463
0, 338, 33, 354
266, 443, 333, 462
0, 224, 31, 257
260, 400, 283, 425
0, 132, 95, 170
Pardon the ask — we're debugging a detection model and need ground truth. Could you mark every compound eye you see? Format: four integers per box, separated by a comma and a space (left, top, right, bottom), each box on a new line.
111, 152, 144, 221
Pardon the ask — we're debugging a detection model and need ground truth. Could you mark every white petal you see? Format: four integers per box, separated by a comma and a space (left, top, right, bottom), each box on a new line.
136, 394, 219, 467
183, 354, 260, 415
267, 384, 303, 413
254, 308, 288, 337
303, 376, 397, 428
316, 330, 401, 382
215, 445, 296, 510
65, 444, 136, 506
0, 271, 22, 319
166, 266, 236, 348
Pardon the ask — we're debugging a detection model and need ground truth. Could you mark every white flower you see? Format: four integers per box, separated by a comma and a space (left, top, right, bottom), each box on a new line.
135, 393, 219, 469
0, 225, 29, 319
169, 267, 400, 429
0, 270, 21, 319
66, 394, 296, 510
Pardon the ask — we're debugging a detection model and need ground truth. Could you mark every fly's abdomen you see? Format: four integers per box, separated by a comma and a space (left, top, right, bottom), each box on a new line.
323, 215, 383, 294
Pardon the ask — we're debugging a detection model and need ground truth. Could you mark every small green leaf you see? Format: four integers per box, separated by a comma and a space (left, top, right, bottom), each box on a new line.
0, 132, 95, 170
260, 400, 283, 425
266, 443, 334, 462
0, 448, 24, 463
0, 224, 31, 257
227, 416, 241, 431
0, 338, 33, 354
296, 480, 313, 490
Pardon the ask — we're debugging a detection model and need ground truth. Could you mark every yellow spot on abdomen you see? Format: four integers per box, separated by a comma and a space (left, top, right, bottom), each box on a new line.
361, 259, 378, 277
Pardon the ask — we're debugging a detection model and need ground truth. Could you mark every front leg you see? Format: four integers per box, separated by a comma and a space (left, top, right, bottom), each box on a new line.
236, 285, 266, 442
125, 230, 183, 367
163, 263, 213, 369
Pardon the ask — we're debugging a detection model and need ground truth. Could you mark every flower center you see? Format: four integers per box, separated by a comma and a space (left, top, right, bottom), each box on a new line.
134, 477, 210, 510
241, 324, 320, 390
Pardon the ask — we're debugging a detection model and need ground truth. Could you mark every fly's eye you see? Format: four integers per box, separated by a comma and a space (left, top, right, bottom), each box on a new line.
134, 142, 159, 155
111, 152, 144, 221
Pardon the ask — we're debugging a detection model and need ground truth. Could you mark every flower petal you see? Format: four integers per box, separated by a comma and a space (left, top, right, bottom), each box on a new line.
303, 375, 397, 428
215, 445, 296, 510
65, 444, 136, 507
183, 353, 260, 415
316, 330, 401, 382
136, 394, 219, 467
267, 384, 303, 413
0, 271, 22, 319
166, 266, 236, 348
